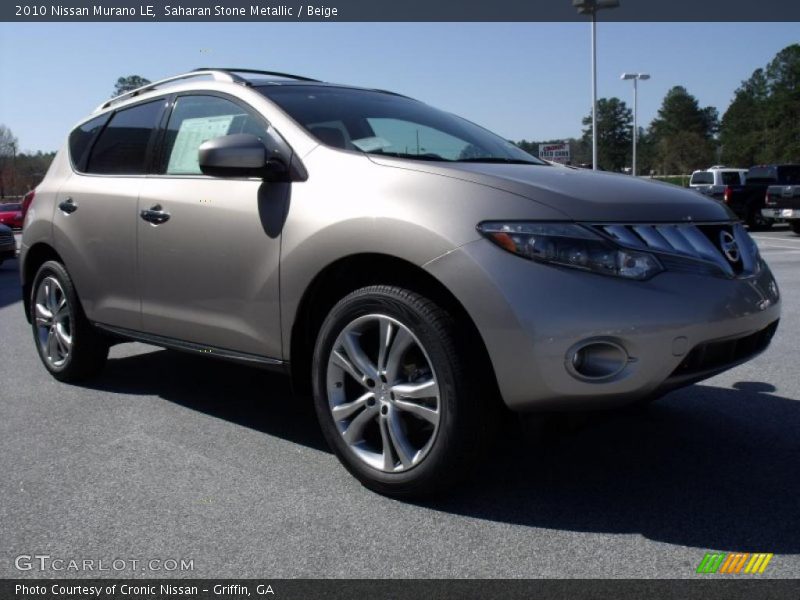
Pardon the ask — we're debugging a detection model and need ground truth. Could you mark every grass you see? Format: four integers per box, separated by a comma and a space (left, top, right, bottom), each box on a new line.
649, 175, 690, 187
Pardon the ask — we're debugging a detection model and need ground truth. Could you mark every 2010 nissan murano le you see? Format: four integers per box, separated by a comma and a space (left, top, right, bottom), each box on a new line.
21, 68, 780, 496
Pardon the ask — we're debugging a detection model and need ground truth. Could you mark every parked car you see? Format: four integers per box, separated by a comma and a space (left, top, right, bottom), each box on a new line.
689, 167, 747, 202
762, 165, 800, 235
20, 68, 781, 496
725, 164, 800, 229
20, 189, 36, 224
0, 223, 17, 267
0, 202, 24, 230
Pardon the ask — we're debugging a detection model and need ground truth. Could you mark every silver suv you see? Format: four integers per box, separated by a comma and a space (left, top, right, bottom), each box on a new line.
21, 69, 781, 496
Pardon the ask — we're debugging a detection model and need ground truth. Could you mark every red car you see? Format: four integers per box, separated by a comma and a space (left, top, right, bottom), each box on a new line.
0, 202, 24, 230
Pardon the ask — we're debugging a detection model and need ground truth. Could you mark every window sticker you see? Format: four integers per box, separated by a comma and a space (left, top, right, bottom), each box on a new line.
167, 115, 235, 174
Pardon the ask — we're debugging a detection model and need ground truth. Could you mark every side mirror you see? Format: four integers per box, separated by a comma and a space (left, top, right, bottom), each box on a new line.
198, 133, 288, 180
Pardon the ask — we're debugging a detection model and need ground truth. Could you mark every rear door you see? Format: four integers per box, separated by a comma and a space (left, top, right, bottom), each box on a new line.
52, 99, 166, 330
136, 93, 285, 359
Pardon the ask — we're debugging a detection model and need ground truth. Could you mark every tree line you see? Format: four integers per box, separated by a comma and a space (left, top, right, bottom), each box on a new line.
519, 43, 799, 174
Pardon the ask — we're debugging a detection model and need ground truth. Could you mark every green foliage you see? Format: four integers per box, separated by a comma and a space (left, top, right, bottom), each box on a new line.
0, 125, 19, 198
649, 86, 718, 173
113, 75, 152, 97
720, 44, 800, 166
581, 97, 633, 171
0, 125, 55, 197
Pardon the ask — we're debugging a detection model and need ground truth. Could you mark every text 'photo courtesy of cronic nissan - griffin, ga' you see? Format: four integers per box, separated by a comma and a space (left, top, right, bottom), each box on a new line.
20, 68, 780, 497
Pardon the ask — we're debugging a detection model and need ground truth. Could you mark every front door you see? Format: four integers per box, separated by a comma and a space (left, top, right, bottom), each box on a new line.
137, 94, 285, 359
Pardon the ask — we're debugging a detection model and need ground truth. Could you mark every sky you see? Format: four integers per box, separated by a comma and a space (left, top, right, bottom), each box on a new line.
0, 22, 798, 153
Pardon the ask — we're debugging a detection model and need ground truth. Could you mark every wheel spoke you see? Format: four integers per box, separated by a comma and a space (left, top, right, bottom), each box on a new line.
341, 332, 379, 382
54, 323, 72, 349
378, 416, 395, 471
392, 379, 438, 400
394, 399, 439, 425
387, 411, 414, 468
342, 404, 379, 444
331, 391, 373, 422
46, 329, 58, 361
35, 302, 53, 324
331, 349, 367, 387
54, 297, 68, 320
53, 330, 67, 358
377, 317, 394, 374
385, 327, 413, 382
46, 280, 58, 313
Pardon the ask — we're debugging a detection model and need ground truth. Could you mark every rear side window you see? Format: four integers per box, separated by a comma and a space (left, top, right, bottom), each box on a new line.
777, 166, 800, 184
691, 172, 713, 185
87, 101, 164, 175
746, 166, 777, 182
69, 115, 109, 171
720, 172, 741, 185
161, 95, 268, 175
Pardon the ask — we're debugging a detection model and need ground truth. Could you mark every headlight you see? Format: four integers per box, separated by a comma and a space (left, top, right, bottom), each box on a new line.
477, 221, 663, 280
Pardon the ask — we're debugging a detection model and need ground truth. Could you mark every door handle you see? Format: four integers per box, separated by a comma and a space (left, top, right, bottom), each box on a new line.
58, 198, 78, 214
140, 204, 171, 225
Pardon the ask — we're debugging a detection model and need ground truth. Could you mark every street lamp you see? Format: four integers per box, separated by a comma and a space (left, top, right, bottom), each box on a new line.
573, 0, 620, 170
620, 72, 650, 176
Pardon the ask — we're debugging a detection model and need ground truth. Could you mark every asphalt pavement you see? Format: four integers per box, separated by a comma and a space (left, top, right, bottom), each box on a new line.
1, 228, 798, 579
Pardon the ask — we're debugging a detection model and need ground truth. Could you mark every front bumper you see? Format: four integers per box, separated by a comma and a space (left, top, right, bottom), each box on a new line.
425, 238, 781, 411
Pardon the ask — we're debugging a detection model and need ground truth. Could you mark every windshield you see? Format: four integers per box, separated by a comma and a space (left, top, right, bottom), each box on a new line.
257, 85, 545, 164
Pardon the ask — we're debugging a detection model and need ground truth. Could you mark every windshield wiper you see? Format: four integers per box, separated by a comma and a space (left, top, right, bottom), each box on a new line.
457, 157, 542, 165
368, 151, 453, 162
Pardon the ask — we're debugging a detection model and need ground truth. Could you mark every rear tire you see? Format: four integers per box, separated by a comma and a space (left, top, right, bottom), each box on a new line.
312, 285, 494, 498
30, 260, 109, 382
791, 221, 800, 236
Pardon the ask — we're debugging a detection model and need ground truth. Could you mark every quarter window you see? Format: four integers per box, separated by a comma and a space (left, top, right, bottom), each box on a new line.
69, 114, 109, 171
162, 96, 268, 175
86, 101, 164, 175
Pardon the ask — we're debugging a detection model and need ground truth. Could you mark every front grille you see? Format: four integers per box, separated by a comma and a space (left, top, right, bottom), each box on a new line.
670, 320, 779, 379
0, 230, 14, 246
591, 222, 759, 278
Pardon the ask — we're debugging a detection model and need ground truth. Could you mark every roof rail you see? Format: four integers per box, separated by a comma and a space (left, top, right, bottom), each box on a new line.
96, 69, 248, 112
193, 67, 320, 82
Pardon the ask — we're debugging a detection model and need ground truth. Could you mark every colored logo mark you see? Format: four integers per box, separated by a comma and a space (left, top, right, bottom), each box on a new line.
696, 553, 774, 574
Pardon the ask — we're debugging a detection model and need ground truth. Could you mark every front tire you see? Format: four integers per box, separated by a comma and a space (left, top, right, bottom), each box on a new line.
791, 221, 800, 236
312, 285, 492, 497
30, 260, 109, 382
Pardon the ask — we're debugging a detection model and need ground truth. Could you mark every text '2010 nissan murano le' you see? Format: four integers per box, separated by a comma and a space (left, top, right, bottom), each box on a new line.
20, 68, 780, 496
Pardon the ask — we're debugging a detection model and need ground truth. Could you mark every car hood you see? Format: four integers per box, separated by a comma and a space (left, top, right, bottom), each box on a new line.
369, 157, 736, 222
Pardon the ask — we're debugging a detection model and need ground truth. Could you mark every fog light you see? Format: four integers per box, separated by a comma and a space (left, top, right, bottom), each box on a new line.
567, 340, 629, 380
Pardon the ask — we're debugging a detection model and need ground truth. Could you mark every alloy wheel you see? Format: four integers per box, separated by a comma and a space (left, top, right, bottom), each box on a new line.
34, 276, 73, 368
326, 314, 441, 473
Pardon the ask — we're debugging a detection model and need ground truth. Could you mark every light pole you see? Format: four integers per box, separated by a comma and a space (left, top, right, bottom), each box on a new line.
621, 72, 650, 176
573, 0, 619, 170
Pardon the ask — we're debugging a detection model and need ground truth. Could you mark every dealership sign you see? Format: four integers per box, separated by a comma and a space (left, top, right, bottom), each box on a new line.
539, 142, 570, 164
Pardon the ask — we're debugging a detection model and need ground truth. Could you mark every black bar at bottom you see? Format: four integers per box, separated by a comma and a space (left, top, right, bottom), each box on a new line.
3, 579, 800, 600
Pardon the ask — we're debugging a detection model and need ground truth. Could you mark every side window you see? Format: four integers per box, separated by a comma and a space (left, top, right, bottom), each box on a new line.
162, 95, 269, 175
69, 114, 109, 171
720, 172, 741, 186
86, 101, 164, 175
